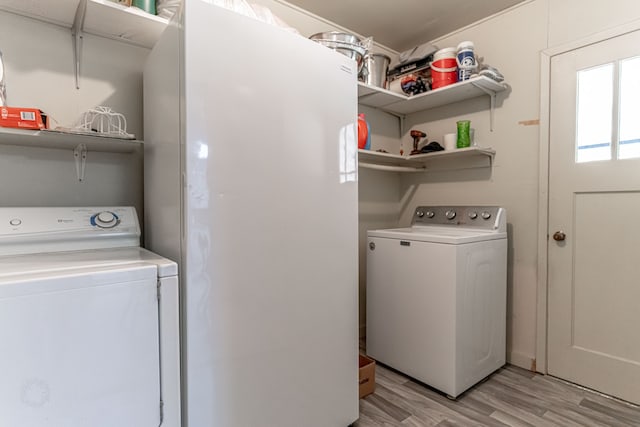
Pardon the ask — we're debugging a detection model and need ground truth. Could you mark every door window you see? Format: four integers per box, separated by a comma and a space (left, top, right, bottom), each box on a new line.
618, 57, 640, 159
576, 56, 640, 162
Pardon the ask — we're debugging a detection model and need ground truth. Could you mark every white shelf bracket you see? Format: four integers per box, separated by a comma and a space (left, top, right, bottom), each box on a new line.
74, 143, 88, 182
71, 0, 88, 90
472, 83, 498, 132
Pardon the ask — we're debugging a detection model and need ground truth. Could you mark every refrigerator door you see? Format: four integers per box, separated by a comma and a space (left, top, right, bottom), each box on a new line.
183, 3, 359, 427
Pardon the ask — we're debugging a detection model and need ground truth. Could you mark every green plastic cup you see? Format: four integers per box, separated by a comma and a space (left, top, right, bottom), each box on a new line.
456, 120, 471, 148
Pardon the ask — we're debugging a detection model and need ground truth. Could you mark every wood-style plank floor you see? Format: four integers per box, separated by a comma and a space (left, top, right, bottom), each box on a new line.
355, 362, 640, 426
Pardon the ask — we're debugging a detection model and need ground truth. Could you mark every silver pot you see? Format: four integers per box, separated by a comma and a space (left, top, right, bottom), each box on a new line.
363, 54, 391, 89
310, 31, 361, 45
309, 31, 366, 73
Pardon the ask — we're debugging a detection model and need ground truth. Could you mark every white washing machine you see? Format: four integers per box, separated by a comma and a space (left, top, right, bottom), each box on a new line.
0, 207, 180, 427
366, 206, 507, 398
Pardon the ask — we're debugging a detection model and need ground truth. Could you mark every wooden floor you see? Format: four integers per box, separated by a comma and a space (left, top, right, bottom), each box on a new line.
355, 362, 640, 426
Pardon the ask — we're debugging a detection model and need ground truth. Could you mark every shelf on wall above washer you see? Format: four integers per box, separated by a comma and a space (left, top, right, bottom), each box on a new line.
0, 0, 168, 48
358, 75, 507, 116
82, 0, 168, 48
358, 147, 495, 172
0, 127, 142, 153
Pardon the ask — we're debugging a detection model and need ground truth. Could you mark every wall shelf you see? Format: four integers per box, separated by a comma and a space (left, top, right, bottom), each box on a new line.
0, 127, 142, 181
0, 0, 168, 88
0, 0, 168, 48
0, 128, 142, 153
358, 76, 507, 115
358, 147, 495, 172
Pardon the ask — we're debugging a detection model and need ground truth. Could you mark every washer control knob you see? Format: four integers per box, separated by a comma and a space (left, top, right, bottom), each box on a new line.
92, 211, 119, 229
416, 210, 425, 218
445, 210, 456, 220
468, 212, 478, 220
481, 211, 492, 220
425, 211, 435, 218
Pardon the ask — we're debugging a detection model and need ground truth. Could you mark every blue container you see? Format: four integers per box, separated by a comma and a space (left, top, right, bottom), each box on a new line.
456, 41, 476, 81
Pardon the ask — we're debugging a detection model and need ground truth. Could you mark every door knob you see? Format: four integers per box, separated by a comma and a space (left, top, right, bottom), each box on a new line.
553, 231, 566, 241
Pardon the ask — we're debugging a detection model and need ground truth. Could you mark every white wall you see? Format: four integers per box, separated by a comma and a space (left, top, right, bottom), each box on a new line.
396, 0, 640, 369
548, 0, 640, 47
0, 11, 146, 212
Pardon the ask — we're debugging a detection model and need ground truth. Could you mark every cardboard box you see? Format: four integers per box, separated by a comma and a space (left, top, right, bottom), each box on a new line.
0, 106, 47, 130
359, 355, 376, 399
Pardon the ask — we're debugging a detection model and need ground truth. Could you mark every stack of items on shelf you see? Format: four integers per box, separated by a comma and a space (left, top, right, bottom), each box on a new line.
388, 42, 437, 95
386, 41, 504, 96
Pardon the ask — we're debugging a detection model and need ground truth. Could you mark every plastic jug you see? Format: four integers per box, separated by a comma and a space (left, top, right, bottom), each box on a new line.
358, 113, 370, 150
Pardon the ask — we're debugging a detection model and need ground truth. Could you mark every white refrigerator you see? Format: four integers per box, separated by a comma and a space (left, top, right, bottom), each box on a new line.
143, 2, 359, 426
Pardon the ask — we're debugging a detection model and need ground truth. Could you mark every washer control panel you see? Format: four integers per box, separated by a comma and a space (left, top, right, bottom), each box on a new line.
413, 206, 505, 231
0, 207, 141, 255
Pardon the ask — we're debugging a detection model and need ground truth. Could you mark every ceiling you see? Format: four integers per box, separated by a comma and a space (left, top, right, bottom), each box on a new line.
284, 0, 527, 52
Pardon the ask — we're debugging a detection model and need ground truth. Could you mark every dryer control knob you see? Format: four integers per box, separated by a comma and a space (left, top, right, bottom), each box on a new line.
425, 211, 435, 218
92, 211, 119, 229
468, 211, 478, 219
416, 210, 425, 218
481, 211, 492, 220
445, 210, 456, 220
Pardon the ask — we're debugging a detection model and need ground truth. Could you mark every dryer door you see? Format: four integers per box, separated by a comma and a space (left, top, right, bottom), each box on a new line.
0, 264, 161, 427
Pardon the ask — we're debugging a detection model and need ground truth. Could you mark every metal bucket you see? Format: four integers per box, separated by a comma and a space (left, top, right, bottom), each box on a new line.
363, 54, 391, 89
309, 32, 366, 73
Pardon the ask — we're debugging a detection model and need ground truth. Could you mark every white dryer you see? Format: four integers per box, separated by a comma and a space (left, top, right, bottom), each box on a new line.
366, 206, 507, 398
0, 207, 180, 427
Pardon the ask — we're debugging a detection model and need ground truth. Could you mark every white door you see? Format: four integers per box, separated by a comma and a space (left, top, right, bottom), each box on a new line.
548, 29, 640, 404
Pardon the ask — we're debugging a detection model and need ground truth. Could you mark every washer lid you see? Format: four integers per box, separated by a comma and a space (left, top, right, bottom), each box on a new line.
0, 247, 177, 281
368, 226, 507, 244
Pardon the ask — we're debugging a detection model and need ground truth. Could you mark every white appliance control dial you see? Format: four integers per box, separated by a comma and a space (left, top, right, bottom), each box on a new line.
445, 210, 456, 220
468, 212, 478, 219
425, 211, 435, 218
481, 211, 492, 220
92, 211, 120, 229
416, 210, 425, 218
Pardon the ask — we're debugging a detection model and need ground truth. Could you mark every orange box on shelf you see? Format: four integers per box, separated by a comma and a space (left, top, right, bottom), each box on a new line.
359, 354, 376, 399
0, 106, 47, 130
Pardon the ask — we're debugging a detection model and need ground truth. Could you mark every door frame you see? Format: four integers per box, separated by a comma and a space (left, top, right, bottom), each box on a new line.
536, 18, 640, 374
